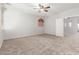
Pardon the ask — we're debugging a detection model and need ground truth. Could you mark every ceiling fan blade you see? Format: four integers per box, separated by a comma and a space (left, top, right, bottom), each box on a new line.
45, 6, 50, 8
34, 4, 50, 13
44, 9, 48, 12
39, 4, 44, 9
39, 4, 41, 7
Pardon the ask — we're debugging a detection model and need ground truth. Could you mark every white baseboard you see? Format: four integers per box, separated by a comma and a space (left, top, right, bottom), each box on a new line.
4, 32, 63, 40
4, 33, 44, 40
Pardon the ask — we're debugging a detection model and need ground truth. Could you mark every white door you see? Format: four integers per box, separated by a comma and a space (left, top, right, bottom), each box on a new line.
56, 18, 64, 37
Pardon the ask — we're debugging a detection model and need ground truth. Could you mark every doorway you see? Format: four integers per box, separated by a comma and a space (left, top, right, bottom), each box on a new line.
64, 16, 79, 37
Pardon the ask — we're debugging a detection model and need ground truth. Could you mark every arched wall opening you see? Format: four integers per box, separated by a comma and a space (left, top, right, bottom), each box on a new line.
64, 16, 79, 37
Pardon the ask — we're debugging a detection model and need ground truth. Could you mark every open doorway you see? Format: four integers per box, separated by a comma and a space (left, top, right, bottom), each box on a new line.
64, 16, 79, 37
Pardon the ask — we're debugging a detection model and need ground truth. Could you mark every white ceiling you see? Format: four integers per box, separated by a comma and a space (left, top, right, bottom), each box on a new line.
5, 3, 79, 15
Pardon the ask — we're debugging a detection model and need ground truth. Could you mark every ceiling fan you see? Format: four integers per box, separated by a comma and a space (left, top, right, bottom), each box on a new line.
34, 3, 50, 12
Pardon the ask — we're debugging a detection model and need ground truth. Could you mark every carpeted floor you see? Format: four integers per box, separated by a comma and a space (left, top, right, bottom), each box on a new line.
0, 34, 79, 55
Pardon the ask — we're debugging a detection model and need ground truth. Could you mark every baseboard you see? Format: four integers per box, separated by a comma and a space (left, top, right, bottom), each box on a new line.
4, 33, 44, 40
44, 33, 56, 36
44, 33, 64, 38
4, 33, 64, 40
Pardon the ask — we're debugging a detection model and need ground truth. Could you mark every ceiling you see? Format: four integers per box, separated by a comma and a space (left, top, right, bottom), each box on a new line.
5, 3, 79, 16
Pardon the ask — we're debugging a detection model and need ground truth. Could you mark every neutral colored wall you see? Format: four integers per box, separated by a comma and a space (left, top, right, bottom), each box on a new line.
44, 15, 56, 35
57, 8, 79, 18
3, 6, 44, 40
0, 4, 3, 48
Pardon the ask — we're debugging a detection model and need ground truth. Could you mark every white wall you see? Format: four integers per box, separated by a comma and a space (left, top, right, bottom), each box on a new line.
3, 6, 44, 40
44, 15, 56, 35
57, 8, 79, 18
44, 14, 64, 37
0, 4, 3, 48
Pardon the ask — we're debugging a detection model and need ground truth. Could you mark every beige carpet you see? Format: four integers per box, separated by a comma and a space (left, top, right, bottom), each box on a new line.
0, 34, 79, 55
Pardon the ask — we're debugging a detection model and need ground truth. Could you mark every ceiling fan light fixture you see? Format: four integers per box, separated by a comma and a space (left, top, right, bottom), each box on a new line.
34, 3, 50, 13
